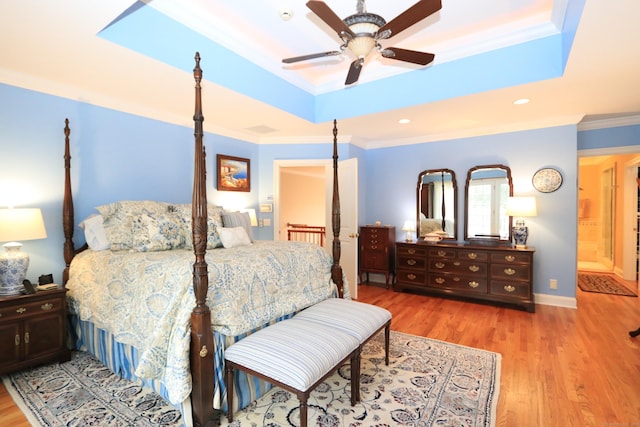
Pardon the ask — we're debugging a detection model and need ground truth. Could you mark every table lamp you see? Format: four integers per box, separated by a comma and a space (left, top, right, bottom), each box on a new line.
402, 220, 416, 243
505, 197, 537, 249
0, 208, 48, 295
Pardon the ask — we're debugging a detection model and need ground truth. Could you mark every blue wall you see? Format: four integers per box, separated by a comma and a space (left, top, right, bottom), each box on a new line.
2, 82, 638, 305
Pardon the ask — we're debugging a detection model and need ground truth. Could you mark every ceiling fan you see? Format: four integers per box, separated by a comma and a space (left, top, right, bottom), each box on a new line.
282, 0, 442, 85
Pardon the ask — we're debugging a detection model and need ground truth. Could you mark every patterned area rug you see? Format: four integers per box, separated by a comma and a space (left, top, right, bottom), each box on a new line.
222, 330, 501, 427
3, 331, 501, 427
2, 351, 183, 426
578, 273, 638, 296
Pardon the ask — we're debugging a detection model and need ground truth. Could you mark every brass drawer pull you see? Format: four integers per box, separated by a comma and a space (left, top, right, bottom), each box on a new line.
505, 255, 515, 262
408, 274, 416, 280
453, 277, 461, 282
370, 245, 378, 250
408, 249, 416, 254
41, 303, 53, 311
437, 250, 446, 257
468, 281, 480, 288
16, 307, 27, 314
24, 332, 30, 344
468, 265, 480, 272
435, 277, 445, 284
504, 268, 516, 276
407, 259, 417, 266
467, 253, 478, 259
504, 285, 516, 293
15, 334, 20, 346
435, 262, 445, 269
453, 261, 460, 266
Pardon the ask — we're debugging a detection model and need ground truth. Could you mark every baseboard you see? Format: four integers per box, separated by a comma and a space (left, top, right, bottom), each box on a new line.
534, 293, 577, 309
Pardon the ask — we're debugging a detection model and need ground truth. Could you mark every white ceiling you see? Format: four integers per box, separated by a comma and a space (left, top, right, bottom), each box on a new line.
1, 0, 640, 148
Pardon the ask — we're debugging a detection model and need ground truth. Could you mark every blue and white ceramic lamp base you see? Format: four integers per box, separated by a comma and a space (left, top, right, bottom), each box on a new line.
512, 226, 529, 249
0, 243, 29, 295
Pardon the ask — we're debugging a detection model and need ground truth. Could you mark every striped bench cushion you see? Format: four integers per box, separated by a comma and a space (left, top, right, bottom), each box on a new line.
224, 317, 360, 392
294, 298, 391, 342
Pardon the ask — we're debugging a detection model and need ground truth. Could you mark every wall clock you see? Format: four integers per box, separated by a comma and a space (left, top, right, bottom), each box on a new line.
532, 168, 563, 193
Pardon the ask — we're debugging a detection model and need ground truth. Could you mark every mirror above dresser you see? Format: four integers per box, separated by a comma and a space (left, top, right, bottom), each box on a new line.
417, 169, 457, 240
463, 164, 513, 243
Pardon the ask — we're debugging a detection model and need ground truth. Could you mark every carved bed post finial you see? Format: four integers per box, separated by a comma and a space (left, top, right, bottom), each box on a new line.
331, 119, 344, 298
62, 118, 75, 284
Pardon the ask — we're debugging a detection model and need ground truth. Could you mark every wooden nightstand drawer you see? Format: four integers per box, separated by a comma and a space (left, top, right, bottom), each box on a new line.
0, 296, 63, 321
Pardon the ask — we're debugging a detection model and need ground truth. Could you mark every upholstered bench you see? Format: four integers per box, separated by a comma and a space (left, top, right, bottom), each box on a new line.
294, 298, 392, 401
224, 317, 361, 427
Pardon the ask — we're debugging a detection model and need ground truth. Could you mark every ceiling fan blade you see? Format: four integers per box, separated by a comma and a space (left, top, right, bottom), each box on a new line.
376, 0, 442, 40
306, 1, 355, 39
345, 59, 363, 85
380, 47, 435, 65
283, 51, 342, 64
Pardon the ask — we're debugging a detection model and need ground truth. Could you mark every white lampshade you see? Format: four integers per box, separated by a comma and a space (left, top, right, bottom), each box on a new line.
505, 197, 537, 218
0, 208, 48, 295
240, 208, 258, 227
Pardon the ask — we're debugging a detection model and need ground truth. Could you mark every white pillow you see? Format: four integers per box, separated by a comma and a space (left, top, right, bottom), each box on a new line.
218, 226, 252, 248
79, 214, 110, 251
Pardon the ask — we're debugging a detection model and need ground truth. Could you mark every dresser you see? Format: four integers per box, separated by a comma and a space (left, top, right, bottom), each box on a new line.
359, 226, 396, 288
395, 241, 535, 312
0, 287, 71, 375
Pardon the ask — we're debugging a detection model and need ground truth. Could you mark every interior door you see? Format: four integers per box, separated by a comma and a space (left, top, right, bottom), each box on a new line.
325, 158, 358, 299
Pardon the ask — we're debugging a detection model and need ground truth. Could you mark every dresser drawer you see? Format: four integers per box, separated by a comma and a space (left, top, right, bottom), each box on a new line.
456, 250, 489, 262
428, 248, 456, 259
490, 252, 531, 265
398, 245, 427, 257
396, 269, 427, 285
490, 264, 530, 281
429, 274, 488, 292
398, 255, 427, 270
429, 259, 487, 276
0, 296, 63, 321
490, 280, 531, 298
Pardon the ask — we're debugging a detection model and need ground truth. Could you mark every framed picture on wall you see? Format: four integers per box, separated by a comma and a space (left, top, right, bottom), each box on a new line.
217, 154, 250, 192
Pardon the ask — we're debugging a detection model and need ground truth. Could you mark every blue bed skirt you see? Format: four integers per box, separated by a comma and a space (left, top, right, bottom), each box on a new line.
68, 313, 295, 426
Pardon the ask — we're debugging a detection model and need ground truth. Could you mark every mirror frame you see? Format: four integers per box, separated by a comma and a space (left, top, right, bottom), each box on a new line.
464, 164, 513, 243
416, 168, 458, 240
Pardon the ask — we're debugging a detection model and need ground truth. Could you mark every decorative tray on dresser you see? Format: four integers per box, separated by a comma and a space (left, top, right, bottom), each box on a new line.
395, 241, 535, 312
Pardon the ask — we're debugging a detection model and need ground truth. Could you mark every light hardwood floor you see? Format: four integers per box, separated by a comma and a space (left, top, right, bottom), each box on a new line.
2, 276, 639, 426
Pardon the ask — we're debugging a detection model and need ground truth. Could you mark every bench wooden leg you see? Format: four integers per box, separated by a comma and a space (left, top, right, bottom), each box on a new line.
299, 395, 308, 427
385, 321, 390, 365
225, 363, 235, 422
351, 349, 360, 404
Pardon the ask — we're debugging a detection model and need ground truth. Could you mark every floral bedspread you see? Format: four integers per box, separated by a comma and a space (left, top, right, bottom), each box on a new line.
65, 241, 339, 404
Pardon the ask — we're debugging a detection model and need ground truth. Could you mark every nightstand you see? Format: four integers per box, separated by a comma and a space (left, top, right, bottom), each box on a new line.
0, 287, 71, 375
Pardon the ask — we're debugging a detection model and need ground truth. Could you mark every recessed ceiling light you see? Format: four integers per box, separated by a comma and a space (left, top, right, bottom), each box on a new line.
399, 118, 411, 124
514, 98, 530, 105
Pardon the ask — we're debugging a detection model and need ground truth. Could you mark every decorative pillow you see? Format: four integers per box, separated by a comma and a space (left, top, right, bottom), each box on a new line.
221, 211, 254, 242
132, 213, 184, 252
171, 204, 224, 249
97, 201, 173, 251
218, 226, 252, 248
79, 214, 110, 251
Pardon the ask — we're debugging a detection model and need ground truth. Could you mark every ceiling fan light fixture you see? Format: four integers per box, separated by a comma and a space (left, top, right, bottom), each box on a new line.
344, 13, 386, 58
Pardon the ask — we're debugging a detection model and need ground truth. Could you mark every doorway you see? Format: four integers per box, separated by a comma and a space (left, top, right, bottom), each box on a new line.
578, 149, 640, 291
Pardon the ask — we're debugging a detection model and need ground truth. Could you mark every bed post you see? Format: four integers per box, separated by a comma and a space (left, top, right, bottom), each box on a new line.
189, 52, 216, 427
62, 118, 75, 285
330, 119, 344, 298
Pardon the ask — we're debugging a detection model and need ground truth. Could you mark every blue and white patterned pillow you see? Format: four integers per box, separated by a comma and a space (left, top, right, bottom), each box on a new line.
132, 213, 184, 252
171, 204, 224, 250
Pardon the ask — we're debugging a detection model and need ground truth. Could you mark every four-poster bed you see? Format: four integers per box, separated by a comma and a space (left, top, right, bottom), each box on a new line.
62, 52, 346, 426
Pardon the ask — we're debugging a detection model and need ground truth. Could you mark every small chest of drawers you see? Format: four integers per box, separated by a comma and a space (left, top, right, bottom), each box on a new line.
395, 241, 535, 312
359, 226, 396, 287
0, 287, 71, 375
